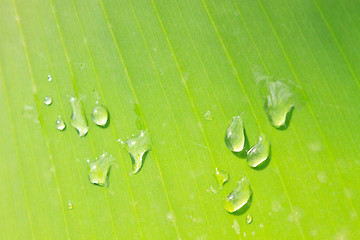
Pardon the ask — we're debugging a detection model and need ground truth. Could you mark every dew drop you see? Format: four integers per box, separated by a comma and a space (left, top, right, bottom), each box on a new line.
215, 168, 229, 189
88, 152, 114, 187
262, 80, 299, 129
119, 130, 151, 174
70, 97, 88, 137
204, 110, 213, 121
67, 201, 73, 210
225, 116, 245, 152
43, 96, 52, 106
47, 74, 52, 82
56, 116, 66, 131
224, 177, 252, 213
247, 133, 270, 168
91, 103, 109, 127
246, 214, 252, 224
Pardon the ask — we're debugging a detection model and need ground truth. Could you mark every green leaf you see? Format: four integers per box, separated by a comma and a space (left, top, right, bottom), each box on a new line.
1, 0, 359, 239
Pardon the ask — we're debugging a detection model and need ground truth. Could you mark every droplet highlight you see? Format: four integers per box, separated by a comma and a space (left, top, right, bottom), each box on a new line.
43, 96, 52, 106
70, 97, 88, 137
88, 152, 114, 187
215, 168, 229, 189
56, 116, 66, 131
225, 116, 245, 152
91, 103, 109, 127
247, 133, 270, 168
119, 130, 151, 174
224, 177, 252, 213
246, 214, 252, 224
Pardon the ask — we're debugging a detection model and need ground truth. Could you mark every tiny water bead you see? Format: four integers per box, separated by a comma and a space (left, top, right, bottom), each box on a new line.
47, 74, 52, 82
215, 168, 229, 189
204, 110, 213, 121
88, 152, 114, 187
225, 116, 245, 152
70, 97, 88, 137
224, 177, 252, 213
262, 80, 299, 129
247, 133, 270, 168
43, 96, 52, 106
91, 103, 109, 127
67, 201, 73, 210
119, 130, 151, 174
56, 116, 66, 131
246, 214, 253, 224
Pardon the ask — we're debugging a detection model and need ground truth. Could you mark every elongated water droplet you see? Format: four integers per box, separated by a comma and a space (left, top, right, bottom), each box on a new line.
224, 177, 252, 213
43, 96, 52, 106
262, 81, 298, 129
67, 201, 73, 210
215, 168, 229, 189
225, 116, 245, 152
246, 214, 252, 224
56, 116, 66, 131
119, 130, 151, 174
91, 103, 109, 127
70, 97, 88, 137
47, 74, 52, 82
88, 152, 114, 187
204, 110, 213, 121
247, 133, 270, 168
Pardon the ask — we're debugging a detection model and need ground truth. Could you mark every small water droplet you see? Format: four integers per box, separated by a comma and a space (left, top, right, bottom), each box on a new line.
88, 152, 114, 187
56, 116, 66, 131
91, 103, 109, 127
204, 110, 213, 120
215, 168, 229, 189
225, 116, 245, 152
67, 201, 73, 210
224, 177, 252, 213
246, 214, 252, 224
47, 74, 52, 82
119, 130, 151, 174
70, 97, 88, 137
262, 80, 300, 129
167, 210, 176, 223
206, 185, 217, 194
247, 133, 270, 168
232, 219, 240, 235
43, 96, 52, 106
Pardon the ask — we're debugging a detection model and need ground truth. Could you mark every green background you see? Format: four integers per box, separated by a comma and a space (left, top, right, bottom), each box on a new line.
0, 0, 359, 239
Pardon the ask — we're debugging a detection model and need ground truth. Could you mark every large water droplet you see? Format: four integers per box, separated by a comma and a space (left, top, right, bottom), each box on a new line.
56, 116, 66, 131
224, 177, 252, 213
215, 168, 229, 189
91, 103, 109, 127
43, 96, 52, 106
88, 152, 114, 187
247, 133, 270, 168
70, 97, 88, 137
225, 116, 245, 152
204, 110, 213, 121
262, 80, 299, 129
119, 130, 151, 174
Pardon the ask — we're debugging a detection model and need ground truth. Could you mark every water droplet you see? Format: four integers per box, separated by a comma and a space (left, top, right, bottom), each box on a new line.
247, 133, 270, 168
91, 103, 109, 127
47, 74, 52, 82
262, 80, 300, 129
70, 97, 88, 137
225, 116, 245, 152
88, 152, 114, 187
67, 201, 73, 210
56, 116, 66, 131
224, 177, 252, 213
43, 96, 52, 106
204, 110, 213, 120
246, 214, 252, 224
119, 130, 151, 174
232, 219, 240, 235
206, 185, 217, 194
215, 168, 229, 189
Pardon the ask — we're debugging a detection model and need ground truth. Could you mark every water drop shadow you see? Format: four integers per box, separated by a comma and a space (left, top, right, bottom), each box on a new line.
231, 195, 253, 216
252, 149, 272, 171
231, 129, 250, 159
